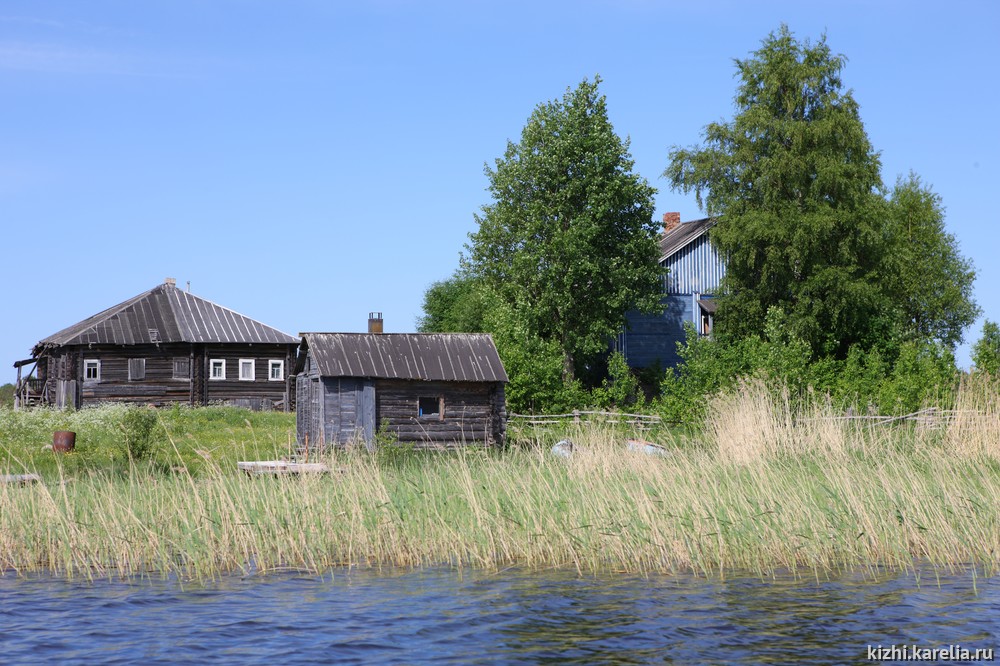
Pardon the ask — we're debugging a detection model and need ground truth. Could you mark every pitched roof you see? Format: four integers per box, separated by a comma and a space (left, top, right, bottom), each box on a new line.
300, 333, 508, 383
659, 217, 716, 262
35, 282, 298, 351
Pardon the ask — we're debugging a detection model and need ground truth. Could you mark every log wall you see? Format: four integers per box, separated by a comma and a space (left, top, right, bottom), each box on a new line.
37, 342, 296, 409
375, 379, 504, 446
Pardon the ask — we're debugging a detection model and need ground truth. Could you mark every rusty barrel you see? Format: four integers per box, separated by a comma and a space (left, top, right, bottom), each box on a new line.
52, 431, 76, 453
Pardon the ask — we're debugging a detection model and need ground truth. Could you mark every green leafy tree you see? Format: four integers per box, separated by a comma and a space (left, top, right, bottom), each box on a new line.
417, 275, 588, 412
416, 271, 488, 333
885, 173, 978, 348
665, 26, 888, 358
466, 77, 661, 384
972, 320, 1000, 375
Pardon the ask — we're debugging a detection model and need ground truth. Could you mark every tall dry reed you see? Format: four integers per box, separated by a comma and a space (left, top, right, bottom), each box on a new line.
3, 381, 1000, 580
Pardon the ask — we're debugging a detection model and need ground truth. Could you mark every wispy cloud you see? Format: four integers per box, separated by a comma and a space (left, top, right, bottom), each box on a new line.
0, 41, 129, 74
0, 14, 134, 36
0, 39, 233, 80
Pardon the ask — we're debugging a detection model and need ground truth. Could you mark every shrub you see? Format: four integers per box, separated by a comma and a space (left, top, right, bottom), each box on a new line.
118, 406, 164, 464
593, 351, 644, 410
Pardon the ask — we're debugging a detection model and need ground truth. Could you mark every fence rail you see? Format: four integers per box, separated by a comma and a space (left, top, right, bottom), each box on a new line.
805, 407, 995, 429
508, 410, 661, 431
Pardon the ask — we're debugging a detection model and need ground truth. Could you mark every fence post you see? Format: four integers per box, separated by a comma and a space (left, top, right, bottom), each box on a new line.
573, 410, 580, 425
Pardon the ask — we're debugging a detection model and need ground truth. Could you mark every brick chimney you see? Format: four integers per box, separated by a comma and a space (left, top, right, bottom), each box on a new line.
368, 312, 383, 334
164, 277, 177, 288
662, 212, 681, 235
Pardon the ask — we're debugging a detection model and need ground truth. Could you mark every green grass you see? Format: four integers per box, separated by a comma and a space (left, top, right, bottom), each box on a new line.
0, 404, 297, 479
2, 380, 1000, 581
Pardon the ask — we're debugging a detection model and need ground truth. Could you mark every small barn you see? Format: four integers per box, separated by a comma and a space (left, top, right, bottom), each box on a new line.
294, 327, 508, 449
15, 279, 299, 410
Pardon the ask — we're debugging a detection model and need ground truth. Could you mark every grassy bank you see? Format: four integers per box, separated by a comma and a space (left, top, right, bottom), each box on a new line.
2, 380, 999, 580
0, 404, 297, 478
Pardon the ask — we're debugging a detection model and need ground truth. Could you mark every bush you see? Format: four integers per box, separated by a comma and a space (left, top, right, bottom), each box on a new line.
593, 352, 644, 410
118, 406, 164, 464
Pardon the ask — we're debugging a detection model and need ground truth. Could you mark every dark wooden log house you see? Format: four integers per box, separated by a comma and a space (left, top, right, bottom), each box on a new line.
294, 319, 508, 449
15, 279, 299, 410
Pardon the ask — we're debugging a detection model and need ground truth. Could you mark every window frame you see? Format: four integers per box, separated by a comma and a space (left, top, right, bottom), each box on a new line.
172, 357, 191, 380
83, 359, 101, 382
238, 358, 256, 382
418, 396, 444, 421
268, 359, 285, 382
209, 359, 226, 381
128, 358, 146, 381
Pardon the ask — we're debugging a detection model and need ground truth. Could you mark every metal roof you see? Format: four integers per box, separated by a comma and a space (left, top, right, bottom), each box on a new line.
35, 282, 298, 351
300, 333, 508, 382
697, 298, 718, 314
659, 217, 716, 262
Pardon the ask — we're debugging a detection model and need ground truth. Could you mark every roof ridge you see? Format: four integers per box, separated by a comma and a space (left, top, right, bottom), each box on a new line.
35, 282, 298, 349
659, 216, 717, 262
171, 286, 297, 342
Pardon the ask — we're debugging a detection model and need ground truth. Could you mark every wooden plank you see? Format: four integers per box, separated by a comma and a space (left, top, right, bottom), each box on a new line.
1, 473, 41, 485
237, 460, 330, 477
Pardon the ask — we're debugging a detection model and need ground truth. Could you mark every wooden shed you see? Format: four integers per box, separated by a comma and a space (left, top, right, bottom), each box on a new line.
294, 330, 508, 449
15, 279, 299, 410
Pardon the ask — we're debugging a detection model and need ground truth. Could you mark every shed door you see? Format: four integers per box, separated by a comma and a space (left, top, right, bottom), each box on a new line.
323, 378, 364, 445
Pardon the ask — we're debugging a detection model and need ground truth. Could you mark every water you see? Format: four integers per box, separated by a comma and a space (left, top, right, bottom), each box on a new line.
1, 567, 998, 664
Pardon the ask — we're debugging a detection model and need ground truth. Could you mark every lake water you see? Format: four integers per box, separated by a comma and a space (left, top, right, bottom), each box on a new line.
1, 566, 998, 664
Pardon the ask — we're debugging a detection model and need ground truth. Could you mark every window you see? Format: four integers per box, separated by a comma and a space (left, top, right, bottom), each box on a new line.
239, 359, 256, 381
84, 359, 101, 382
210, 359, 226, 380
268, 360, 284, 382
173, 357, 190, 380
128, 358, 146, 381
418, 396, 442, 419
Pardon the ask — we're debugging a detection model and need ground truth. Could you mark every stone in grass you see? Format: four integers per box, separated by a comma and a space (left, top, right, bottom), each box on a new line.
626, 439, 669, 457
551, 440, 575, 458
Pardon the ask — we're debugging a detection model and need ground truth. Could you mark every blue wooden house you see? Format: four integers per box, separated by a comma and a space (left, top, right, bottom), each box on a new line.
618, 214, 725, 369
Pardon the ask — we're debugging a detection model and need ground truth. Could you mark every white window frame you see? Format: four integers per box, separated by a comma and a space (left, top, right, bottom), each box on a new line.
268, 359, 285, 382
210, 359, 226, 381
239, 358, 256, 382
84, 359, 101, 382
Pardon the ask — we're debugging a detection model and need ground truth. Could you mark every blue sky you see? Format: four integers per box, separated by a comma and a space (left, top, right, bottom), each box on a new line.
3, 1, 998, 375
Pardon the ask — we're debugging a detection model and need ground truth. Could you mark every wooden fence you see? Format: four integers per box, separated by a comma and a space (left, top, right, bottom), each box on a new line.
804, 407, 996, 430
507, 410, 661, 433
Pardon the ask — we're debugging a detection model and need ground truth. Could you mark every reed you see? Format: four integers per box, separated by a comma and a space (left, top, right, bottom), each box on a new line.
1, 381, 999, 580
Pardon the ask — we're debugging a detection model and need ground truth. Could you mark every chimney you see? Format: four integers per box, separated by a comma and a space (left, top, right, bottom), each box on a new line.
164, 277, 177, 288
662, 212, 681, 235
368, 312, 383, 334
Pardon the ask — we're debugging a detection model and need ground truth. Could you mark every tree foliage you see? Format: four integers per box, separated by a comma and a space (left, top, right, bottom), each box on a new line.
666, 25, 977, 359
416, 272, 588, 413
972, 321, 1000, 375
667, 26, 888, 358
466, 77, 661, 383
885, 173, 979, 348
416, 271, 488, 334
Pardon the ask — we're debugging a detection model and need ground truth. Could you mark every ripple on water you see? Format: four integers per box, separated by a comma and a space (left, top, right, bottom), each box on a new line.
1, 567, 998, 664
